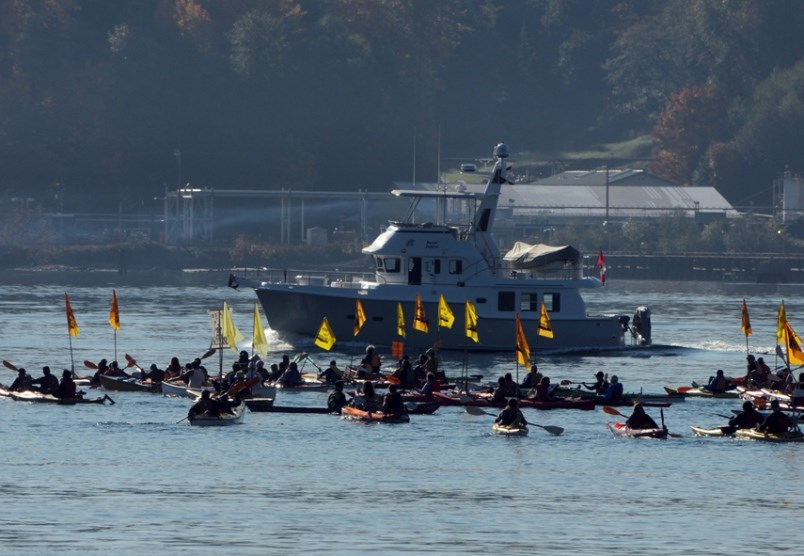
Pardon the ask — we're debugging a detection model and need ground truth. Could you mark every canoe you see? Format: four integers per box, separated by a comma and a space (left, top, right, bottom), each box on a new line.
3, 389, 113, 405
341, 405, 410, 423
491, 422, 529, 436
607, 422, 668, 439
734, 428, 804, 442
554, 386, 683, 402
188, 402, 246, 426
690, 425, 733, 437
432, 392, 595, 411
270, 380, 330, 392
99, 374, 161, 393
664, 386, 738, 399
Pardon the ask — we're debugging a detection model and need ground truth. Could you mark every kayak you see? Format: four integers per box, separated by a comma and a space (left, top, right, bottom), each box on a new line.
690, 425, 734, 437
2, 388, 113, 405
99, 374, 161, 393
554, 386, 683, 402
341, 406, 410, 423
188, 402, 246, 426
491, 422, 529, 436
607, 422, 668, 439
734, 428, 804, 442
664, 386, 738, 399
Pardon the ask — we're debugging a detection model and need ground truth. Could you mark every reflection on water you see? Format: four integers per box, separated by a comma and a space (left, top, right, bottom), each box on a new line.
1, 273, 803, 555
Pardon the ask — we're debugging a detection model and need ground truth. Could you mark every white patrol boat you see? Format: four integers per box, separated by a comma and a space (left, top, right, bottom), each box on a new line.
229, 142, 651, 352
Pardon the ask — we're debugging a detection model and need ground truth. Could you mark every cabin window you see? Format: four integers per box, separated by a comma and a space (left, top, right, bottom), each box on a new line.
544, 293, 560, 312
375, 258, 383, 270
521, 293, 538, 312
449, 259, 463, 274
384, 257, 401, 273
425, 259, 441, 275
498, 292, 515, 312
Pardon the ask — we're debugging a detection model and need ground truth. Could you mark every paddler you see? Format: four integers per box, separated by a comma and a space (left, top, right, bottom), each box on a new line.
381, 383, 405, 415
318, 360, 343, 384
726, 401, 764, 433
327, 380, 348, 413
757, 399, 792, 434
581, 371, 608, 394
495, 398, 527, 427
31, 366, 59, 395
625, 403, 659, 430
55, 369, 77, 399
598, 375, 624, 405
187, 390, 220, 422
10, 368, 33, 392
704, 369, 730, 393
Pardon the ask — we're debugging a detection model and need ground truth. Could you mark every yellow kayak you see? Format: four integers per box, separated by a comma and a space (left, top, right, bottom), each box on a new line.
734, 428, 804, 442
492, 422, 529, 436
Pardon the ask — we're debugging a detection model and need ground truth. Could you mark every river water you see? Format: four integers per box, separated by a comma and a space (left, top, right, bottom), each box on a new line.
0, 271, 802, 555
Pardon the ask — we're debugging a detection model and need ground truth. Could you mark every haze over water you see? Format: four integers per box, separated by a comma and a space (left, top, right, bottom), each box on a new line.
1, 271, 801, 555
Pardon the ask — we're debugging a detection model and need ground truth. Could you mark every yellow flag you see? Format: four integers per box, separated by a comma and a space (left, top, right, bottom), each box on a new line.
108, 290, 120, 331
515, 313, 530, 365
438, 294, 455, 329
252, 304, 269, 358
784, 320, 804, 365
314, 317, 336, 351
538, 302, 554, 339
777, 301, 786, 344
65, 293, 79, 337
353, 298, 366, 336
413, 295, 429, 333
396, 302, 406, 338
465, 300, 479, 343
222, 302, 244, 354
740, 299, 751, 337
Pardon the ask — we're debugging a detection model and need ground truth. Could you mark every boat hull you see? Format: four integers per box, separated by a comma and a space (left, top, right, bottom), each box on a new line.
341, 405, 410, 423
491, 422, 529, 436
690, 425, 733, 437
100, 374, 161, 393
734, 428, 804, 442
188, 402, 246, 426
253, 286, 625, 352
607, 422, 668, 439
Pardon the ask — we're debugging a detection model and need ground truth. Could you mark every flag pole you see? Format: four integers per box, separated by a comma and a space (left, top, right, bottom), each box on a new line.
68, 328, 75, 374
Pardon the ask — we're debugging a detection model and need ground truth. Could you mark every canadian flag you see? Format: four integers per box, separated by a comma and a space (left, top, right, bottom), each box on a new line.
597, 250, 607, 285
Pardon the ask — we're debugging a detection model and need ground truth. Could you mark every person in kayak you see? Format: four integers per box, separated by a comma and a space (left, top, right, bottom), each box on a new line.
489, 377, 508, 405
626, 403, 659, 430
726, 401, 764, 432
278, 361, 303, 387
598, 375, 624, 404
187, 390, 220, 421
55, 369, 77, 399
381, 383, 405, 415
9, 368, 33, 392
704, 369, 730, 393
358, 345, 382, 378
354, 380, 382, 411
416, 373, 437, 399
581, 371, 608, 394
327, 380, 348, 413
31, 366, 59, 395
391, 355, 416, 388
502, 373, 520, 398
495, 398, 527, 427
533, 376, 554, 401
318, 360, 343, 384
758, 399, 792, 434
520, 364, 542, 389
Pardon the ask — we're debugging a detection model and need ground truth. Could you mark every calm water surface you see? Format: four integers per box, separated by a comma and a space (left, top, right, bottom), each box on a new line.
1, 271, 802, 555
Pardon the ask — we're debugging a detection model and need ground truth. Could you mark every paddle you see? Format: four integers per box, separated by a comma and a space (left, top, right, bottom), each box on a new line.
226, 376, 260, 397
603, 405, 682, 438
3, 360, 18, 371
124, 354, 139, 368
463, 405, 564, 435
84, 360, 98, 370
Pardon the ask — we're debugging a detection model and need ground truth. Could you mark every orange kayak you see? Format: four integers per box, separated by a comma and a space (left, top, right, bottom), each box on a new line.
341, 406, 410, 423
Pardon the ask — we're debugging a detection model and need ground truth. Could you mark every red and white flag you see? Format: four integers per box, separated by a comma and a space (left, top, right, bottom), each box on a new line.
597, 250, 606, 285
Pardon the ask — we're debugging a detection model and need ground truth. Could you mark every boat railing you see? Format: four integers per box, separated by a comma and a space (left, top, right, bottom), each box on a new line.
236, 267, 376, 288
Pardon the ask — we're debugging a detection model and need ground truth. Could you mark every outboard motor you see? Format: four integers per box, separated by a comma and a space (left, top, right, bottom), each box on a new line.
632, 306, 652, 346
